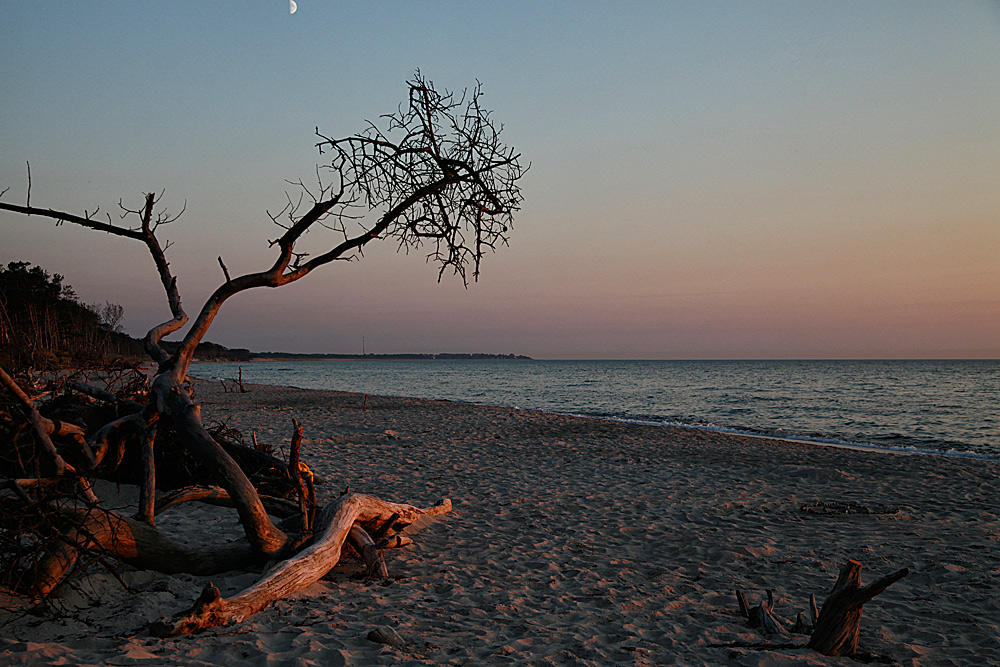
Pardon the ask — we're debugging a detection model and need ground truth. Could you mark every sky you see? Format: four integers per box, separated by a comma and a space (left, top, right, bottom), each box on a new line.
2, 1, 999, 359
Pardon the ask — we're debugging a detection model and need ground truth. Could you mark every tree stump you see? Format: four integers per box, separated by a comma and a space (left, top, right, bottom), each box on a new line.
807, 560, 909, 656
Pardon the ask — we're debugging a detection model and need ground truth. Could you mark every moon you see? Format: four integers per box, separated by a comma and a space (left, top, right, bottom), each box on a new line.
289, 0, 297, 14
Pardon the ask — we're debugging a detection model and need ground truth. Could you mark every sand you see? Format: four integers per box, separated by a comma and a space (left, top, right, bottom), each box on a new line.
2, 380, 998, 666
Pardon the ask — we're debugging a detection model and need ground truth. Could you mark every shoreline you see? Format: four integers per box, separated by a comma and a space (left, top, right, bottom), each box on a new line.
5, 380, 996, 666
189, 370, 999, 463
558, 412, 1000, 461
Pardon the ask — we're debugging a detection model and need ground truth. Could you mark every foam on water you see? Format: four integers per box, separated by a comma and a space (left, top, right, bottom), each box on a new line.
556, 412, 1000, 461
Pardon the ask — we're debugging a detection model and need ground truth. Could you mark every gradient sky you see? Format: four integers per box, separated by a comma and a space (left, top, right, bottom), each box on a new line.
2, 1, 998, 359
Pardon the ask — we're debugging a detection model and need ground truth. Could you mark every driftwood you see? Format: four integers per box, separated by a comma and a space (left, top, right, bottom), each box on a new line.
736, 589, 794, 636
347, 525, 389, 580
149, 493, 450, 636
30, 503, 257, 596
808, 560, 909, 656
153, 485, 301, 519
68, 380, 144, 414
736, 560, 908, 657
735, 588, 819, 638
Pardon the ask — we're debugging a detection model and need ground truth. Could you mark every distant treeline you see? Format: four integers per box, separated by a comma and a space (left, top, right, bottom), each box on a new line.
1, 261, 528, 372
0, 261, 143, 371
252, 352, 532, 361
159, 340, 253, 362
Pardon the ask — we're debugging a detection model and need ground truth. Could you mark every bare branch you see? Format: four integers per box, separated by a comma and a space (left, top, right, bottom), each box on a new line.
218, 256, 231, 283
0, 365, 70, 477
0, 200, 146, 240
129, 193, 188, 364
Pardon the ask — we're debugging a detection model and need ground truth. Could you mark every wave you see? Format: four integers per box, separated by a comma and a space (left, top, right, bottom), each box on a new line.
555, 412, 1000, 462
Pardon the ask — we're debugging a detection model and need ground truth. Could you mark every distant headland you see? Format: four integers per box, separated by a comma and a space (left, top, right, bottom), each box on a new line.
252, 351, 533, 361
161, 341, 531, 362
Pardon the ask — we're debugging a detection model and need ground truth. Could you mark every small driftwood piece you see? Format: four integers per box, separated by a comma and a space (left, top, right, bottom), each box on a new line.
736, 589, 792, 636
347, 525, 388, 580
808, 560, 909, 657
792, 595, 819, 634
135, 423, 158, 525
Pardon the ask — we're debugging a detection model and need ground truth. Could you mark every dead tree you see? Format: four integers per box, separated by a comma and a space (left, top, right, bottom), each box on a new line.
0, 72, 524, 634
735, 560, 909, 657
808, 560, 909, 656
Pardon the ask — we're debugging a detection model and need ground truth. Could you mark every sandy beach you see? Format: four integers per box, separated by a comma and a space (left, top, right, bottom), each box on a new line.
2, 379, 998, 666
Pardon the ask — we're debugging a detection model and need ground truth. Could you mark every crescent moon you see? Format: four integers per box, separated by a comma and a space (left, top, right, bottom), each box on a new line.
289, 0, 297, 14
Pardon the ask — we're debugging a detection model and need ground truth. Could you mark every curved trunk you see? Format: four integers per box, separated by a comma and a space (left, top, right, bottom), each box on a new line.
151, 374, 288, 557
151, 493, 451, 636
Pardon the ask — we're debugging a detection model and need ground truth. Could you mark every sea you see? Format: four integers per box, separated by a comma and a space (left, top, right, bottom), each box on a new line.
189, 359, 999, 461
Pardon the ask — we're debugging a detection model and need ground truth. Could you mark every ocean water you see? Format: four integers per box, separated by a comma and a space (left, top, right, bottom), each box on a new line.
190, 359, 1000, 460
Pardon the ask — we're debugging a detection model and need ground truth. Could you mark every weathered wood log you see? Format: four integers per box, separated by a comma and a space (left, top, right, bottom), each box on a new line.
149, 493, 451, 637
736, 589, 790, 636
32, 505, 256, 596
807, 560, 909, 657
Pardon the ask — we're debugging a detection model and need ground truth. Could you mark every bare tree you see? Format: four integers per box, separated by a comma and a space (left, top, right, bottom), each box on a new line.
0, 73, 525, 634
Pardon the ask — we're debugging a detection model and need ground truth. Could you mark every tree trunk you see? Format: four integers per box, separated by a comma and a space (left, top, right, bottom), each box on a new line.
152, 373, 288, 557
32, 505, 256, 597
807, 560, 909, 656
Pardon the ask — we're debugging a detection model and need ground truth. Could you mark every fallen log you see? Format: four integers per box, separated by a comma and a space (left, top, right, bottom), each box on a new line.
149, 493, 451, 637
347, 525, 388, 580
31, 504, 256, 597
